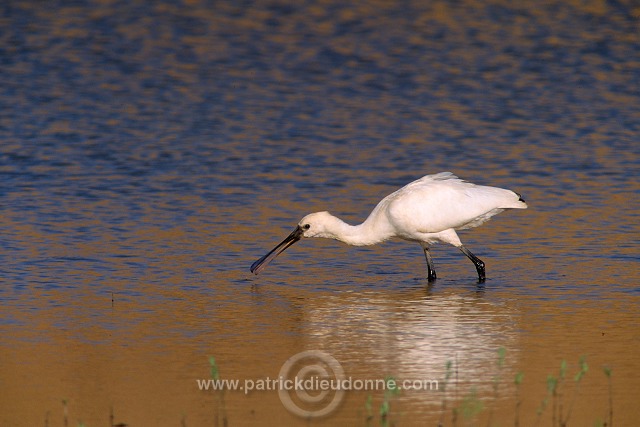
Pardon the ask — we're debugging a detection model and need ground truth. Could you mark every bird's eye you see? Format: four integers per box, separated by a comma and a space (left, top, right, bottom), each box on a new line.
302, 224, 310, 230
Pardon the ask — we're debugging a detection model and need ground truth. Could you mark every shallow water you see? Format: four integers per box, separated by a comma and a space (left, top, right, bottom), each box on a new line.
1, 0, 639, 426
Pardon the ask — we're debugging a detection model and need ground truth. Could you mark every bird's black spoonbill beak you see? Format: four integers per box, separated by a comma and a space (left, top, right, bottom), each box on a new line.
250, 225, 304, 275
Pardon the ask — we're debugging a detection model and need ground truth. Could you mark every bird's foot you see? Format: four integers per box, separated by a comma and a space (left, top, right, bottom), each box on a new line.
473, 260, 485, 283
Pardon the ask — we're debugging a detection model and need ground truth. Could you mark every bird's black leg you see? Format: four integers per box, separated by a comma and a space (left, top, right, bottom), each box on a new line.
422, 246, 437, 281
459, 246, 485, 282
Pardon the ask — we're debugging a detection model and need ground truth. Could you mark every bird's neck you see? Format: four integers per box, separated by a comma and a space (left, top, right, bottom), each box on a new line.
325, 215, 393, 246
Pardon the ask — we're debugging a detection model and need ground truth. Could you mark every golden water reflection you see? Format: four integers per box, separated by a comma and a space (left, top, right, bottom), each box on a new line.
2, 270, 638, 426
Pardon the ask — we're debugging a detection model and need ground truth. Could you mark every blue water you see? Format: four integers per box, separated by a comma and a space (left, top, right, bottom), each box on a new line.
1, 1, 638, 425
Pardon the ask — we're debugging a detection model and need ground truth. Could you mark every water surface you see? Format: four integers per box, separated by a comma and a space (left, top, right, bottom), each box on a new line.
1, 0, 639, 426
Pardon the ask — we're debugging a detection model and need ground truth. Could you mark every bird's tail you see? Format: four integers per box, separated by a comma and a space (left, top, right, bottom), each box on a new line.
511, 192, 528, 209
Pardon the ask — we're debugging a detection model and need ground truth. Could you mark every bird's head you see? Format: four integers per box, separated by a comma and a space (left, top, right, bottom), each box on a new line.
250, 211, 339, 275
297, 211, 337, 238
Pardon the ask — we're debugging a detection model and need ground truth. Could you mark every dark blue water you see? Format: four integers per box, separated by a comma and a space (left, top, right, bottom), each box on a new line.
1, 1, 638, 425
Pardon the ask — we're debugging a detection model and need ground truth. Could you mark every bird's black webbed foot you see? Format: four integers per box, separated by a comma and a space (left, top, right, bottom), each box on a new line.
422, 246, 437, 282
427, 269, 437, 282
475, 259, 485, 283
459, 246, 486, 283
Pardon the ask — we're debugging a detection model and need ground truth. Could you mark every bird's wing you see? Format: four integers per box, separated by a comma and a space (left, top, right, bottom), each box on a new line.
382, 172, 462, 203
371, 172, 462, 218
385, 175, 520, 235
414, 171, 461, 184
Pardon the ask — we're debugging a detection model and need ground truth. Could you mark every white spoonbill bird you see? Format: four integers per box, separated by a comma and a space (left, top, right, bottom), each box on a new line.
250, 172, 527, 282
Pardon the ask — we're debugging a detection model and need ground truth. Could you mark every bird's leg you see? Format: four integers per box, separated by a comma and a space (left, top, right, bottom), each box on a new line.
459, 246, 485, 282
422, 245, 437, 281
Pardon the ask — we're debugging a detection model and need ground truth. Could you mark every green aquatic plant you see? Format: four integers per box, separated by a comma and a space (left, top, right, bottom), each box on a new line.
603, 366, 613, 427
486, 347, 507, 427
514, 371, 524, 427
534, 356, 589, 427
363, 377, 400, 427
62, 399, 68, 427
364, 350, 609, 426
209, 356, 220, 380
460, 387, 484, 421
593, 366, 614, 427
364, 394, 374, 422
562, 356, 588, 426
438, 359, 455, 427
380, 376, 401, 425
208, 356, 228, 427
534, 359, 563, 427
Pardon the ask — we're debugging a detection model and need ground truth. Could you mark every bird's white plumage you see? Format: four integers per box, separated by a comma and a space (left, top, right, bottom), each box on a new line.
383, 172, 525, 237
299, 172, 526, 245
251, 172, 527, 280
